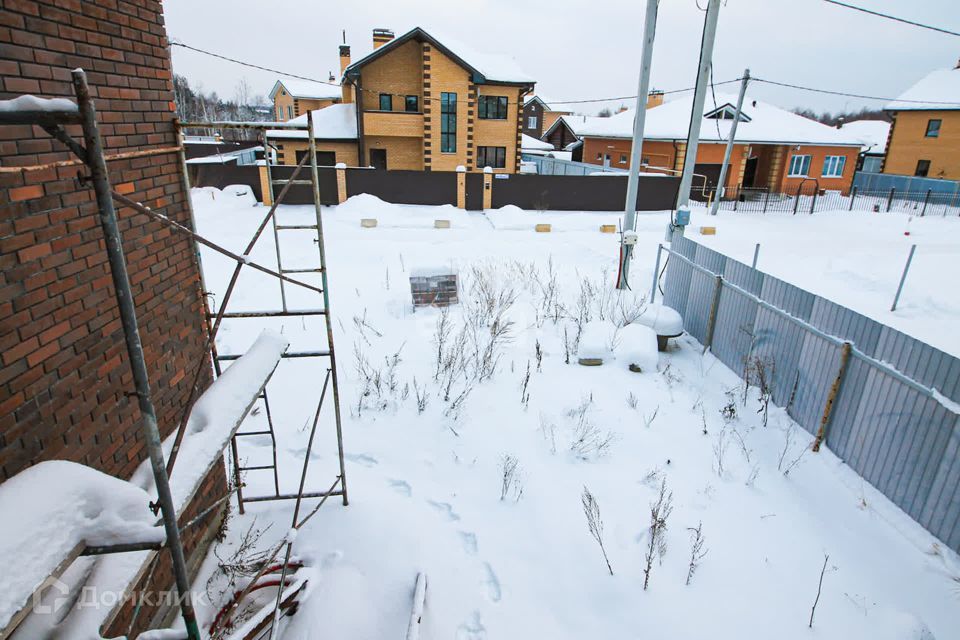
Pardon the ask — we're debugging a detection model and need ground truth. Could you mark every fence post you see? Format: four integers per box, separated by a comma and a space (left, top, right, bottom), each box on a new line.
810, 187, 818, 215
891, 244, 916, 311
335, 163, 347, 204
482, 166, 493, 209
848, 186, 857, 211
259, 163, 273, 206
456, 165, 466, 209
650, 244, 663, 303
702, 274, 723, 354
792, 185, 801, 215
762, 187, 769, 213
886, 187, 895, 212
751, 243, 760, 269
813, 341, 851, 452
921, 189, 931, 216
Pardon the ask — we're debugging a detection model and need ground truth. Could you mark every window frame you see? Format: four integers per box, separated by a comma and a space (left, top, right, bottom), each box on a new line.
477, 146, 507, 169
404, 95, 419, 113
441, 92, 457, 153
915, 159, 931, 177
788, 154, 812, 177
527, 115, 537, 129
478, 95, 508, 120
821, 155, 846, 178
287, 105, 293, 119
925, 119, 941, 138
379, 93, 392, 111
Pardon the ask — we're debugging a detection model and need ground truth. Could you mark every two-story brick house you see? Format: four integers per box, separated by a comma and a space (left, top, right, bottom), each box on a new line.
269, 77, 342, 122
272, 28, 532, 174
883, 63, 960, 180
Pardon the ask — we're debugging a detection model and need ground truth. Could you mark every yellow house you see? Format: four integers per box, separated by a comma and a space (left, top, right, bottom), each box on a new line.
883, 63, 960, 180
269, 78, 342, 122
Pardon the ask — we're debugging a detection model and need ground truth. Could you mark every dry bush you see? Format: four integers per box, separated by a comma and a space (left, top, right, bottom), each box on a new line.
582, 486, 613, 575
643, 478, 674, 590
500, 454, 523, 502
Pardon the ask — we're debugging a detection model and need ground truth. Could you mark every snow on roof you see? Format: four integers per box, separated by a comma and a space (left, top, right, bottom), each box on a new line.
578, 93, 863, 147
347, 27, 533, 84
269, 78, 341, 101
838, 119, 891, 154
524, 95, 576, 113
0, 460, 163, 632
266, 103, 358, 140
550, 114, 614, 138
887, 66, 960, 111
521, 133, 553, 150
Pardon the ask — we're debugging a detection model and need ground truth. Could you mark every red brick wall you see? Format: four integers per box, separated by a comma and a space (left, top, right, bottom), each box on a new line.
0, 1, 227, 635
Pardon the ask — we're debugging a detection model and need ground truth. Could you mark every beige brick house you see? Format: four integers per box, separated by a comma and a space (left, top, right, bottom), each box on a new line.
269, 28, 534, 173
269, 77, 342, 122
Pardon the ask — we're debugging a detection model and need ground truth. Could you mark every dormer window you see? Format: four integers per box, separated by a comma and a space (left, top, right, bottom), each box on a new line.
704, 104, 751, 122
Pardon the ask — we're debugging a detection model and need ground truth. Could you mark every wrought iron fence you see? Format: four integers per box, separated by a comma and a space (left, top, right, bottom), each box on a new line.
710, 184, 960, 216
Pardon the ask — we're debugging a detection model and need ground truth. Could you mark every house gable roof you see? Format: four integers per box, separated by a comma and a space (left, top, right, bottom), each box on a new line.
704, 103, 752, 122
886, 66, 960, 112
343, 27, 534, 85
543, 114, 612, 140
265, 103, 358, 141
269, 79, 341, 102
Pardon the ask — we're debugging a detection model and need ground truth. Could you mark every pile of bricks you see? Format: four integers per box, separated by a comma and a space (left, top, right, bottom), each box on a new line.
410, 273, 458, 307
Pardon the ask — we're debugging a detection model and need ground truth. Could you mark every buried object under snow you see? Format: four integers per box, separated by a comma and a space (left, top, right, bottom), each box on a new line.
635, 303, 683, 351
618, 323, 659, 372
577, 320, 617, 365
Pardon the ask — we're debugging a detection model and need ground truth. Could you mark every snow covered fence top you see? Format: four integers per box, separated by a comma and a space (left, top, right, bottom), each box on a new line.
0, 95, 78, 113
0, 461, 164, 633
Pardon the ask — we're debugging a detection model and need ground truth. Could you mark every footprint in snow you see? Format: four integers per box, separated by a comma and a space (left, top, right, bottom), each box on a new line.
458, 531, 478, 555
427, 500, 461, 521
345, 453, 378, 467
483, 563, 502, 603
456, 611, 486, 640
388, 478, 412, 497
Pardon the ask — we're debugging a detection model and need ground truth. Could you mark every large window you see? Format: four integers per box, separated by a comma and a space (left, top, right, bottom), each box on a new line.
477, 146, 506, 169
926, 119, 941, 138
788, 154, 811, 177
287, 105, 293, 119
915, 159, 931, 177
405, 95, 419, 112
441, 92, 457, 153
478, 95, 508, 119
379, 93, 392, 111
821, 155, 846, 178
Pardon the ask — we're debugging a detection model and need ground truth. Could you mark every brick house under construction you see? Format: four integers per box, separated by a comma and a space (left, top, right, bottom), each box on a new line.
270, 27, 535, 173
0, 0, 225, 636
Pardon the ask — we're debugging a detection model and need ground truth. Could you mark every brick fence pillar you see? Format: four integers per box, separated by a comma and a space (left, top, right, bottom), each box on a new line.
259, 164, 272, 205
456, 165, 466, 209
336, 162, 348, 204
482, 166, 493, 210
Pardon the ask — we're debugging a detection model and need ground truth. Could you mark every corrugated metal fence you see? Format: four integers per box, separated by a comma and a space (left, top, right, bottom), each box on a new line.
521, 154, 627, 176
853, 171, 960, 195
662, 235, 960, 552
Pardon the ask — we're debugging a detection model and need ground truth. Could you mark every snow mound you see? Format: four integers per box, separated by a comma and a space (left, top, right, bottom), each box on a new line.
0, 460, 162, 632
334, 194, 472, 229
486, 205, 622, 231
871, 609, 937, 640
222, 184, 256, 207
617, 323, 659, 371
635, 303, 683, 335
578, 320, 617, 362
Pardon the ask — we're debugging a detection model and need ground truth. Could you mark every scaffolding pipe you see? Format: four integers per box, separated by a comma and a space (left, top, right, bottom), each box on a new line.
71, 69, 201, 640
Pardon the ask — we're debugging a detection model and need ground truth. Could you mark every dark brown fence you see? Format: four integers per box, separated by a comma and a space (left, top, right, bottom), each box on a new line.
189, 164, 263, 202
491, 174, 680, 211
346, 169, 458, 206
272, 165, 339, 205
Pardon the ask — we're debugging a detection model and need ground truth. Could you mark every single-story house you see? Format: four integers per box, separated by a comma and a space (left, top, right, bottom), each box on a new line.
836, 119, 891, 173
269, 78, 342, 122
542, 114, 614, 156
578, 93, 864, 196
266, 103, 359, 166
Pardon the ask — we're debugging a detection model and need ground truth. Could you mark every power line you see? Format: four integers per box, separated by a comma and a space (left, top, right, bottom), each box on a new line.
751, 77, 960, 106
823, 0, 960, 38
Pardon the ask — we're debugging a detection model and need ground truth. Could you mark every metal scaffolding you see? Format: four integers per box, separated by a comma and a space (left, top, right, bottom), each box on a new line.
0, 71, 348, 639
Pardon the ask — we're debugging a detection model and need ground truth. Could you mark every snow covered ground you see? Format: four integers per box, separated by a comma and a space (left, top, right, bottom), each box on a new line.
190, 187, 960, 640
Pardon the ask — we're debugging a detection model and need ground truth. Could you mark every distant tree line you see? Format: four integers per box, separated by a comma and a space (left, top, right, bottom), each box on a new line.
792, 106, 892, 127
173, 74, 268, 139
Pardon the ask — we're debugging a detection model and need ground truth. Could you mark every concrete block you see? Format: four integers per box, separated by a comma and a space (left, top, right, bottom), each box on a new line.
535, 223, 552, 233
434, 219, 451, 229
699, 226, 716, 235
600, 224, 617, 234
361, 218, 377, 228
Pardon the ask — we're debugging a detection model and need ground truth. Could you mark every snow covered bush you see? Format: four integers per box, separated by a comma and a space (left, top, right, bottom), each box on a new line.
617, 323, 659, 372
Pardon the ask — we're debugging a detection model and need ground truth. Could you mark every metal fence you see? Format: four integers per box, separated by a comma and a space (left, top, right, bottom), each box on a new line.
712, 184, 960, 216
521, 153, 627, 176
853, 171, 960, 195
660, 235, 960, 553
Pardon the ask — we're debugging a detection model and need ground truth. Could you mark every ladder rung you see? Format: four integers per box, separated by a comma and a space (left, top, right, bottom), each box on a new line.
243, 490, 345, 504
207, 309, 327, 318
238, 465, 275, 471
280, 267, 324, 274
272, 179, 312, 185
236, 430, 273, 436
275, 224, 319, 230
218, 350, 331, 361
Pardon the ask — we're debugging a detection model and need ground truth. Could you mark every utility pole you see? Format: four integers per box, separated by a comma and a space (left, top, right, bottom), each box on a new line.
674, 0, 722, 227
709, 68, 750, 216
617, 0, 659, 290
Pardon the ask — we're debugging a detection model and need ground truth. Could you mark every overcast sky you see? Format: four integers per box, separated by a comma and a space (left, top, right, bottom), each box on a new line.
164, 0, 958, 116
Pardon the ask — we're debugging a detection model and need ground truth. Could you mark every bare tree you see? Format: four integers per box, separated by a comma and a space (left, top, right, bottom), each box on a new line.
643, 478, 674, 590
582, 486, 613, 575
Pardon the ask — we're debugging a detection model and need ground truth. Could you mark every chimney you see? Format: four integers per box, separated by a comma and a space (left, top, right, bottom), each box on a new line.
328, 71, 335, 82
373, 28, 395, 49
646, 89, 664, 109
339, 45, 352, 103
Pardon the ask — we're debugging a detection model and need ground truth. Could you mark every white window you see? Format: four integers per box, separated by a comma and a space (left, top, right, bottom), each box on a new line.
821, 155, 846, 178
528, 116, 537, 129
788, 154, 811, 177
